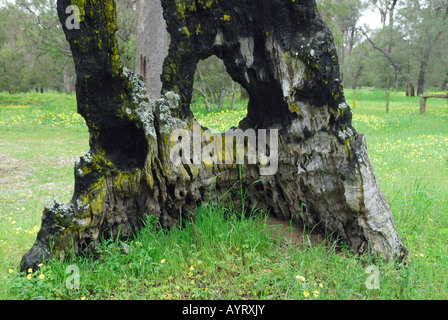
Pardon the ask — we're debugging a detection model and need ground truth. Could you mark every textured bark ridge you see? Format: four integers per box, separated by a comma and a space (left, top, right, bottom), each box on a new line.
20, 0, 406, 271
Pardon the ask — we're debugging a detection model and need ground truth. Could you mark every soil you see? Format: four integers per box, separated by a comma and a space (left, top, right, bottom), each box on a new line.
265, 216, 325, 246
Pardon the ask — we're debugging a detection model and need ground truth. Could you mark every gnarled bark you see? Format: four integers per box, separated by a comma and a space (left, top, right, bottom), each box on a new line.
20, 0, 407, 272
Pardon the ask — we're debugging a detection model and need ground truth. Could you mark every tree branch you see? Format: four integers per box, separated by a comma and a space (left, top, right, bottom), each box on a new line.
358, 27, 410, 83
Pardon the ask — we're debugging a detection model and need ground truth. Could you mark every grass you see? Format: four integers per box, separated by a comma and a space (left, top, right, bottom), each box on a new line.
190, 98, 248, 132
0, 91, 89, 299
1, 89, 448, 300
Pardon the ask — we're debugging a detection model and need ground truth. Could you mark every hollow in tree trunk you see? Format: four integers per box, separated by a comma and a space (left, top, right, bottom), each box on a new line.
20, 0, 407, 272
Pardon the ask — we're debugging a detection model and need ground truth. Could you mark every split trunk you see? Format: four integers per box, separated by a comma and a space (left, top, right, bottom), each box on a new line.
20, 0, 407, 272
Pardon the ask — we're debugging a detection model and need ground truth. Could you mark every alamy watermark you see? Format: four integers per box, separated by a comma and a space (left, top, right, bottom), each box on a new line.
65, 5, 81, 30
365, 265, 380, 290
169, 121, 279, 176
65, 265, 80, 290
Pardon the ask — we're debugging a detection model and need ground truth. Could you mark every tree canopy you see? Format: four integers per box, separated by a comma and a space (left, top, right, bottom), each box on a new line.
0, 0, 447, 93
0, 0, 137, 93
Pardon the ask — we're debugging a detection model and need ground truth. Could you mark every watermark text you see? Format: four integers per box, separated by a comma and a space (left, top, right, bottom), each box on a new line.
170, 121, 279, 175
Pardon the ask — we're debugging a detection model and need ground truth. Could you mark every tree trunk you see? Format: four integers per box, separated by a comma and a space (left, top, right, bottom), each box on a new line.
394, 68, 399, 91
230, 81, 236, 111
417, 31, 442, 96
240, 85, 249, 101
196, 69, 210, 111
417, 52, 429, 96
208, 87, 216, 108
441, 78, 448, 91
406, 83, 415, 97
218, 79, 227, 109
20, 0, 407, 272
135, 0, 169, 102
63, 64, 75, 94
386, 66, 391, 113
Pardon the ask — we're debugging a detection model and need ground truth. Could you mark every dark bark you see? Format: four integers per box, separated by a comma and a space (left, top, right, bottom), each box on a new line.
20, 0, 407, 272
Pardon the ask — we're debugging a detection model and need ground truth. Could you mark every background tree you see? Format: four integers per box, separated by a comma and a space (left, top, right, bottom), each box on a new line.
359, 0, 404, 90
316, 0, 367, 86
116, 0, 138, 71
135, 0, 168, 102
0, 1, 61, 92
369, 0, 398, 28
193, 56, 236, 110
1, 0, 447, 95
358, 27, 412, 91
0, 0, 137, 93
397, 0, 447, 95
16, 0, 75, 92
0, 3, 28, 92
336, 0, 448, 93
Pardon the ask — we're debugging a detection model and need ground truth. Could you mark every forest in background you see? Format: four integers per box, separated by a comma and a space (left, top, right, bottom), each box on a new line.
0, 0, 447, 98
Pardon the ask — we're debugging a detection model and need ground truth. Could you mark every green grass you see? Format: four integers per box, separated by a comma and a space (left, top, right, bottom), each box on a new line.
0, 91, 90, 299
1, 89, 448, 300
190, 98, 248, 132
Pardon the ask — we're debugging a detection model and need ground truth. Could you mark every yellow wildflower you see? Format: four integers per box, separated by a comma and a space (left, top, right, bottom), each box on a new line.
135, 241, 143, 247
303, 290, 309, 297
161, 259, 166, 264
296, 275, 305, 282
